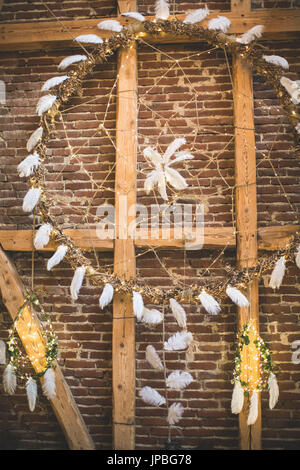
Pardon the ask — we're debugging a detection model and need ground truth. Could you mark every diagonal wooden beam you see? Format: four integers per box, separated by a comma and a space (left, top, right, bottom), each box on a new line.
0, 9, 300, 51
0, 245, 95, 450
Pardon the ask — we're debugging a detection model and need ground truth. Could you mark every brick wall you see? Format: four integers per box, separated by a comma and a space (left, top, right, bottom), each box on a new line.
0, 0, 300, 451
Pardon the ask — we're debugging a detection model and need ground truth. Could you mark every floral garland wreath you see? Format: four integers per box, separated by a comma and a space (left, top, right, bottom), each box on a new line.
4, 5, 300, 422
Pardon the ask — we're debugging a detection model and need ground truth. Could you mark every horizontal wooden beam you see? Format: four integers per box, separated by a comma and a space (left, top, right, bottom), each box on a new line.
0, 224, 298, 252
0, 9, 299, 51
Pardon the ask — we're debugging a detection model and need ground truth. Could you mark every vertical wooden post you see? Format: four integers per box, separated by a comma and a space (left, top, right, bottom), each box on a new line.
232, 0, 261, 450
112, 0, 137, 450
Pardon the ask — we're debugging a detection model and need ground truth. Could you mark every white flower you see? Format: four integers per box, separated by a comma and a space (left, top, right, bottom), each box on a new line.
143, 138, 194, 201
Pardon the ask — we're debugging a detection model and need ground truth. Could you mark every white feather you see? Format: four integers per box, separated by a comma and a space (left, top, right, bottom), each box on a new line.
263, 55, 289, 70
167, 402, 184, 425
97, 20, 123, 32
269, 256, 286, 290
295, 244, 300, 269
198, 289, 221, 315
247, 390, 258, 425
169, 298, 186, 328
231, 380, 244, 414
70, 266, 86, 300
133, 291, 144, 321
42, 75, 68, 91
47, 244, 68, 271
18, 152, 40, 177
168, 150, 194, 166
75, 34, 103, 44
236, 25, 264, 44
208, 16, 231, 33
144, 169, 160, 194
22, 187, 41, 213
158, 172, 168, 201
165, 167, 188, 190
268, 372, 279, 410
155, 0, 170, 20
141, 307, 163, 324
26, 127, 43, 152
42, 368, 56, 400
296, 122, 300, 134
58, 54, 87, 70
183, 7, 210, 24
139, 386, 166, 406
166, 370, 193, 390
36, 94, 57, 116
144, 146, 163, 167
164, 331, 193, 351
280, 77, 300, 105
226, 286, 249, 308
3, 363, 17, 395
163, 138, 186, 163
26, 377, 37, 412
121, 12, 145, 22
145, 345, 164, 370
99, 283, 114, 309
34, 223, 52, 250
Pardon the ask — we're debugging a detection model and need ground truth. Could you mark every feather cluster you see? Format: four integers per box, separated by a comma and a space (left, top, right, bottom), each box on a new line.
42, 75, 69, 91
121, 12, 145, 22
22, 188, 41, 213
42, 368, 56, 400
146, 345, 163, 370
34, 223, 52, 250
155, 0, 170, 20
247, 390, 258, 425
27, 126, 43, 152
75, 34, 103, 44
133, 291, 144, 321
198, 289, 221, 315
166, 370, 193, 390
169, 298, 186, 328
3, 363, 17, 395
70, 266, 86, 300
47, 244, 68, 271
140, 307, 163, 325
139, 386, 166, 406
184, 7, 209, 24
268, 373, 279, 410
269, 256, 286, 290
280, 76, 300, 105
36, 94, 57, 116
164, 331, 193, 351
26, 377, 37, 412
231, 380, 244, 414
98, 20, 122, 32
208, 15, 231, 33
18, 152, 40, 177
167, 402, 184, 425
236, 25, 264, 44
263, 55, 289, 70
58, 54, 87, 70
99, 283, 114, 309
226, 286, 249, 308
295, 244, 300, 269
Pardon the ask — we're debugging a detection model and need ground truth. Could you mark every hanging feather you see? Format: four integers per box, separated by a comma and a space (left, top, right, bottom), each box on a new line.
231, 380, 244, 414
17, 152, 40, 177
183, 7, 210, 24
198, 289, 221, 315
70, 266, 86, 300
263, 55, 289, 70
121, 12, 145, 22
208, 16, 231, 33
144, 169, 160, 194
36, 94, 57, 116
169, 298, 186, 328
139, 386, 166, 406
41, 75, 69, 91
3, 363, 17, 395
167, 402, 184, 425
164, 331, 193, 351
22, 187, 41, 213
155, 0, 170, 20
164, 167, 188, 190
133, 291, 144, 321
42, 368, 56, 400
168, 150, 195, 166
34, 223, 52, 250
166, 370, 193, 390
141, 307, 163, 324
247, 390, 258, 425
75, 34, 103, 44
99, 283, 114, 309
97, 20, 123, 32
163, 138, 186, 163
295, 244, 300, 269
145, 345, 164, 370
236, 25, 264, 44
280, 76, 300, 105
226, 285, 249, 308
268, 372, 279, 410
58, 54, 87, 70
26, 377, 37, 412
27, 126, 43, 152
296, 122, 300, 134
47, 244, 68, 271
269, 256, 286, 290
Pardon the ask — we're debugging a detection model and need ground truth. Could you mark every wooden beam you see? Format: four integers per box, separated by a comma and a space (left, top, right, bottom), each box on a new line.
112, 0, 137, 451
0, 9, 300, 51
0, 246, 95, 450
